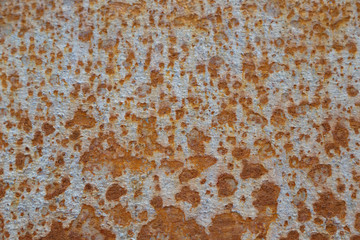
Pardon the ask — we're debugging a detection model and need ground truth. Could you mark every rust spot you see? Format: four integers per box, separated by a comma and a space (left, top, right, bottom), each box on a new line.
137, 206, 207, 240
15, 153, 31, 170
310, 232, 329, 240
217, 173, 238, 197
44, 177, 71, 200
298, 207, 311, 222
187, 155, 217, 172
313, 191, 346, 220
271, 109, 287, 126
252, 181, 280, 214
42, 122, 55, 136
355, 213, 360, 231
150, 70, 164, 87
65, 109, 96, 129
280, 230, 299, 240
332, 123, 349, 148
150, 196, 163, 209
175, 186, 201, 207
240, 160, 267, 180
105, 183, 127, 201
0, 180, 9, 199
40, 205, 115, 239
187, 128, 210, 154
347, 85, 359, 97
109, 204, 132, 227
208, 212, 246, 240
179, 168, 199, 183
308, 164, 332, 185
232, 147, 251, 160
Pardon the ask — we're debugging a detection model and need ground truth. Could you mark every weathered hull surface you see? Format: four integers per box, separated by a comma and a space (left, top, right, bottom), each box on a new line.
0, 0, 360, 239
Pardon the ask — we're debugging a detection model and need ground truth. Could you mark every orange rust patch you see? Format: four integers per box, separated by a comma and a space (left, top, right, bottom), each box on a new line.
252, 181, 280, 214
40, 205, 115, 240
313, 191, 346, 220
44, 177, 71, 200
175, 186, 201, 207
137, 206, 207, 240
280, 230, 299, 240
232, 147, 251, 160
42, 122, 55, 136
310, 232, 330, 240
355, 213, 360, 231
187, 155, 217, 172
0, 180, 9, 199
208, 212, 246, 240
179, 168, 199, 183
240, 160, 267, 180
105, 183, 127, 201
332, 122, 349, 148
217, 173, 238, 197
308, 164, 332, 185
15, 153, 31, 170
65, 109, 96, 129
187, 128, 210, 154
109, 204, 132, 227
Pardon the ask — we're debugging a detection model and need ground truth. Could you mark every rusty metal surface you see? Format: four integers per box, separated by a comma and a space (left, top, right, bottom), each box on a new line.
0, 0, 360, 239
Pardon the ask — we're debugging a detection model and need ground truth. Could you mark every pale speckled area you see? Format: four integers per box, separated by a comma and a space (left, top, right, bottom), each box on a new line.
0, 0, 360, 239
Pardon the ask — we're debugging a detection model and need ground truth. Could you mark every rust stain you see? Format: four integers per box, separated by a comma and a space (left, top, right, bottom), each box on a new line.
1, 0, 360, 239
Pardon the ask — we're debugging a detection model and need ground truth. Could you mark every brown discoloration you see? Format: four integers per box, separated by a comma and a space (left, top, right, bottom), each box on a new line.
150, 70, 164, 87
69, 129, 81, 141
175, 186, 201, 207
32, 130, 43, 146
109, 204, 132, 227
79, 30, 93, 42
310, 232, 329, 240
313, 191, 346, 219
271, 109, 287, 126
347, 85, 359, 97
332, 123, 349, 148
187, 128, 210, 154
42, 122, 55, 136
289, 155, 319, 169
0, 180, 9, 199
105, 183, 127, 201
208, 212, 246, 240
150, 196, 163, 209
15, 153, 31, 170
308, 164, 332, 185
44, 177, 71, 200
350, 118, 360, 134
280, 230, 299, 240
179, 168, 199, 183
355, 213, 360, 231
18, 117, 32, 133
40, 205, 115, 240
160, 159, 183, 173
137, 206, 208, 240
298, 207, 311, 222
351, 236, 360, 240
232, 147, 251, 160
240, 160, 267, 179
188, 155, 217, 172
217, 173, 238, 197
252, 181, 280, 213
325, 221, 337, 235
65, 109, 96, 129
214, 109, 237, 127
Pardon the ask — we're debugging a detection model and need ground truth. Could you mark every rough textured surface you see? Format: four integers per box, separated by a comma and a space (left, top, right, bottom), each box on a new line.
0, 0, 360, 239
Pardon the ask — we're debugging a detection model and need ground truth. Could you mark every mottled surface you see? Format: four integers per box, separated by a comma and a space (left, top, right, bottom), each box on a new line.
0, 0, 360, 239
